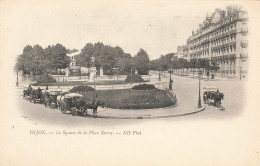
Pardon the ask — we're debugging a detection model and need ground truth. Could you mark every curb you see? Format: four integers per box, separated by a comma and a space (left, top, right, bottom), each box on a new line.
101, 102, 178, 112
94, 106, 206, 119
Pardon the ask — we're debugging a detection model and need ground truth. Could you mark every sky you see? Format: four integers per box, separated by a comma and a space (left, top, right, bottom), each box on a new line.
0, 0, 249, 60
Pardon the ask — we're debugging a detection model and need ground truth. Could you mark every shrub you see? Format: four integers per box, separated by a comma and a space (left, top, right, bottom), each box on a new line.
132, 84, 156, 91
125, 74, 144, 83
69, 85, 94, 93
36, 74, 56, 83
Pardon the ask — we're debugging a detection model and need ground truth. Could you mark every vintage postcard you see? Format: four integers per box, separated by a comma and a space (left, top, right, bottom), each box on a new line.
0, 0, 260, 165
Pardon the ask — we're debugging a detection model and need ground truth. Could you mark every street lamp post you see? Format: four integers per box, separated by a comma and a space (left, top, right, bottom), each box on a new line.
46, 71, 49, 90
117, 68, 118, 81
131, 68, 133, 85
94, 73, 96, 90
16, 70, 19, 86
169, 69, 173, 90
58, 68, 60, 89
240, 66, 242, 81
158, 67, 161, 81
198, 70, 202, 108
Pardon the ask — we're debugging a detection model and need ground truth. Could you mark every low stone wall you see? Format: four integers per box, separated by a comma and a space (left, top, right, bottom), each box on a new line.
51, 74, 149, 82
52, 75, 89, 82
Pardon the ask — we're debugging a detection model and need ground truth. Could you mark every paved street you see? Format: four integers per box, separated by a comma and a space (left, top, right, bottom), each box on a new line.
164, 74, 247, 120
16, 73, 247, 126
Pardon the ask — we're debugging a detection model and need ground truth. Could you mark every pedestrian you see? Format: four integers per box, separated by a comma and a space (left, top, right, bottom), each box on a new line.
92, 94, 98, 118
28, 84, 32, 94
203, 93, 207, 104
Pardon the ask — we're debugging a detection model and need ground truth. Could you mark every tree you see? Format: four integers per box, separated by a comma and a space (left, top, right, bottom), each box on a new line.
206, 61, 220, 79
45, 44, 70, 71
115, 54, 133, 74
15, 45, 34, 74
189, 58, 198, 77
197, 58, 209, 77
15, 44, 71, 75
15, 45, 46, 75
31, 45, 46, 75
133, 49, 150, 75
75, 43, 94, 68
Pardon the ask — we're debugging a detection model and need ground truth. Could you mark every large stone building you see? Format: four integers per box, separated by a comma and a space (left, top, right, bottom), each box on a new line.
176, 45, 190, 60
178, 5, 248, 79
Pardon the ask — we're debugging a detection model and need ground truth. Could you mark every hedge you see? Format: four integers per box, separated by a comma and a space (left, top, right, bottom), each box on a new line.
36, 74, 56, 83
125, 74, 144, 83
69, 85, 95, 93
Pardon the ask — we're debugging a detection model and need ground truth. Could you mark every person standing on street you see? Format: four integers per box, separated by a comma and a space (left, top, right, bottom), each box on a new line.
92, 94, 98, 118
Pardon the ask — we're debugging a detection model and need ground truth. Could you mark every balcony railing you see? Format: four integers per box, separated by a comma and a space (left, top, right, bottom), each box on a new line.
240, 53, 248, 59
241, 41, 248, 48
241, 27, 248, 33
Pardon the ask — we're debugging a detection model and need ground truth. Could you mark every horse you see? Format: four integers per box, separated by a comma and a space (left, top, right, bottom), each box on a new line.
59, 96, 67, 113
88, 100, 104, 118
56, 95, 62, 109
203, 92, 208, 104
214, 93, 224, 108
23, 89, 30, 98
43, 92, 51, 107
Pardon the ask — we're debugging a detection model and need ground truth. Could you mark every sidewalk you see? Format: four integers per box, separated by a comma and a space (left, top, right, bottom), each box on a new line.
90, 105, 206, 119
173, 73, 235, 81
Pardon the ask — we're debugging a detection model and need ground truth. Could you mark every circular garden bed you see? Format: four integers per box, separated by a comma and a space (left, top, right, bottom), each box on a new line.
80, 88, 175, 109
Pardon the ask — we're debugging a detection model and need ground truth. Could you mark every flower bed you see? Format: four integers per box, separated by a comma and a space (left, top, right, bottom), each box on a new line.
80, 89, 175, 109
132, 84, 156, 91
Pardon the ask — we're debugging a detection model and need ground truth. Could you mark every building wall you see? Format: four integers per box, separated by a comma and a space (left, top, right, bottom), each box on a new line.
179, 7, 248, 79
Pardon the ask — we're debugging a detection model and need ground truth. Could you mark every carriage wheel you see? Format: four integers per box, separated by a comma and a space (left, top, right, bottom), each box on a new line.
61, 106, 65, 114
72, 107, 77, 116
83, 109, 88, 117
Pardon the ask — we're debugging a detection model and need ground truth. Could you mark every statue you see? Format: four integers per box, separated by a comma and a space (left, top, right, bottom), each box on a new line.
90, 56, 95, 67
89, 56, 97, 82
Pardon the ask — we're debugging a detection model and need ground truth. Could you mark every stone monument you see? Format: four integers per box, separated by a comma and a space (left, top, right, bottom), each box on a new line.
66, 68, 70, 76
100, 67, 103, 78
89, 56, 97, 82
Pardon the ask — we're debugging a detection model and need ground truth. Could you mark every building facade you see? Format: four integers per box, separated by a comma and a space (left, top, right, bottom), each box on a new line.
178, 6, 248, 79
177, 45, 190, 60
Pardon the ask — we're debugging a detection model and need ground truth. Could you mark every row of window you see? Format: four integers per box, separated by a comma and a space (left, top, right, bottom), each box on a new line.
190, 34, 237, 52
212, 34, 236, 46
191, 44, 237, 57
211, 22, 237, 38
190, 22, 238, 46
212, 46, 236, 56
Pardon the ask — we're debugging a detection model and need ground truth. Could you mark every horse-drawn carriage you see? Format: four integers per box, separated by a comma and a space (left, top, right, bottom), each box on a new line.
23, 85, 104, 117
43, 90, 61, 108
23, 88, 32, 99
30, 88, 44, 104
59, 93, 89, 116
203, 86, 224, 109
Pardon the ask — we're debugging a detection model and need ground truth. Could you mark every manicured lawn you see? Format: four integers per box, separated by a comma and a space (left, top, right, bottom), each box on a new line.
80, 89, 175, 109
